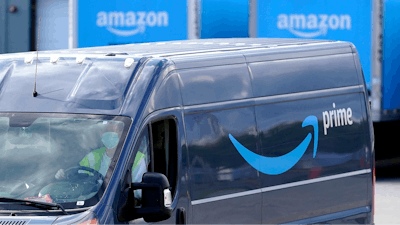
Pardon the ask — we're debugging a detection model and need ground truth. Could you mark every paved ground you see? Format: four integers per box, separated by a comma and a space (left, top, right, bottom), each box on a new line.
375, 167, 400, 224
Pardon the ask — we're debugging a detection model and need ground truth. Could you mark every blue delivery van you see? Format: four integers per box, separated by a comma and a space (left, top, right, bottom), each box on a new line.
0, 38, 374, 224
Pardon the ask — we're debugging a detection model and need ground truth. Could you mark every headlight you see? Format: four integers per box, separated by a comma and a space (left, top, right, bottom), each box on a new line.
53, 211, 98, 225
75, 213, 98, 225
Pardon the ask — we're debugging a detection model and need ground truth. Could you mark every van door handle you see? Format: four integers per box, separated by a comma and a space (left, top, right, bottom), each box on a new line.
176, 207, 186, 224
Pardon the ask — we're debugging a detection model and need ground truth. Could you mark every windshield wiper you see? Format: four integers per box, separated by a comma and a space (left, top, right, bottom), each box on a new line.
0, 197, 68, 215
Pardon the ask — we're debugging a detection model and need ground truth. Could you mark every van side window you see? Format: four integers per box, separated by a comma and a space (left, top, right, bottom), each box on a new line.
151, 119, 178, 197
131, 127, 150, 183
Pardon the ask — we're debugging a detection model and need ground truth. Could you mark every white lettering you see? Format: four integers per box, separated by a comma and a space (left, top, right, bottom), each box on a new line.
277, 13, 352, 38
307, 14, 318, 29
323, 111, 330, 135
137, 12, 146, 25
332, 103, 338, 127
318, 14, 328, 29
146, 11, 157, 27
290, 14, 306, 29
96, 11, 107, 27
125, 11, 136, 26
340, 15, 351, 30
322, 104, 353, 135
336, 109, 347, 126
277, 14, 288, 29
109, 11, 124, 27
157, 11, 169, 26
347, 108, 353, 125
96, 11, 170, 36
328, 15, 340, 30
329, 110, 335, 128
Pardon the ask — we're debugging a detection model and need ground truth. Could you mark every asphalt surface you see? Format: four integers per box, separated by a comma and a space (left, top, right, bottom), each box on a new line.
375, 166, 400, 224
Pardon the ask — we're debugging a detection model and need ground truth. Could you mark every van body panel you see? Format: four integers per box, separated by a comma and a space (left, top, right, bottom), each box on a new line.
352, 50, 375, 155
262, 174, 369, 224
350, 49, 374, 224
148, 72, 183, 112
192, 194, 261, 223
183, 85, 364, 115
120, 58, 178, 122
353, 59, 374, 223
184, 106, 261, 223
287, 207, 371, 224
349, 45, 367, 88
242, 42, 352, 63
171, 52, 246, 69
178, 64, 253, 106
248, 54, 360, 97
255, 93, 367, 172
255, 93, 368, 223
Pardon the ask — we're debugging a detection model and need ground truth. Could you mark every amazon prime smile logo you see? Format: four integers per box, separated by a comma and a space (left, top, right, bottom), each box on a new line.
229, 115, 318, 175
277, 13, 352, 38
96, 11, 169, 37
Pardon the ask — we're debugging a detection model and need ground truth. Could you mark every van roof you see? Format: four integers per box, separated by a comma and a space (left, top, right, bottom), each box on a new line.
0, 38, 351, 117
1, 38, 330, 58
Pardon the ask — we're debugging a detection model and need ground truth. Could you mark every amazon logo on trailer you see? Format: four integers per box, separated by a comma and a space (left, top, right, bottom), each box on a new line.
96, 11, 169, 37
276, 13, 352, 38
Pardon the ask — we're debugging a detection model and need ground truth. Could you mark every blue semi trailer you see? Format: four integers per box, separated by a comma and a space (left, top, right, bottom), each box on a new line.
248, 0, 400, 165
251, 0, 400, 123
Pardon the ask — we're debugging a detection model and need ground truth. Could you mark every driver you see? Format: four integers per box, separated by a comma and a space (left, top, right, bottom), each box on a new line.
55, 122, 124, 179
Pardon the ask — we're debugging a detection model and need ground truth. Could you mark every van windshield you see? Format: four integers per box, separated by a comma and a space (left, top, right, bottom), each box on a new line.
0, 113, 131, 210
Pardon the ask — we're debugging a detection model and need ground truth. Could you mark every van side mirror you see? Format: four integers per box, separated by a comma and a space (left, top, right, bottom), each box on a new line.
119, 172, 172, 222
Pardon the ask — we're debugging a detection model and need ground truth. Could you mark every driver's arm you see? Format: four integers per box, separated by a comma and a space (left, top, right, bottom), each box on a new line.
54, 154, 89, 180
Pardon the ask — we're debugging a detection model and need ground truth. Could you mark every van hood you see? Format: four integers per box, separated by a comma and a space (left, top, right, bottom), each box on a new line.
0, 209, 93, 224
0, 54, 140, 114
0, 216, 58, 224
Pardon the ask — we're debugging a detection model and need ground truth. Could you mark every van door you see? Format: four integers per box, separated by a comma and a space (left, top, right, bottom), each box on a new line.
121, 110, 190, 224
178, 63, 262, 224
185, 106, 262, 224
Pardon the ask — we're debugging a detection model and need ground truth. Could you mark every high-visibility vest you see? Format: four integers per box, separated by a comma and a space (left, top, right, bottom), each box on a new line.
132, 151, 146, 182
132, 136, 149, 182
79, 147, 147, 180
79, 147, 107, 171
